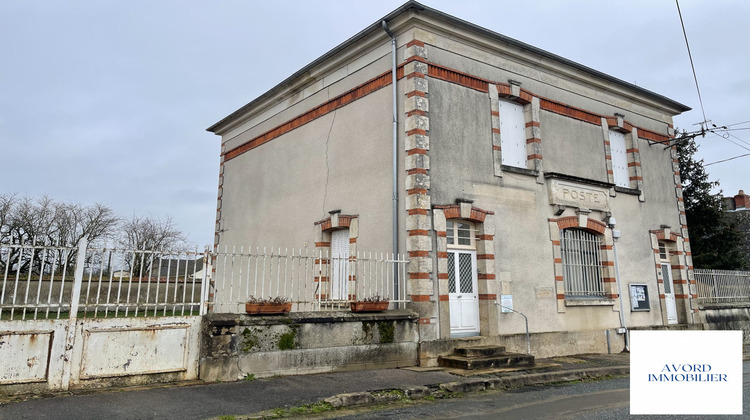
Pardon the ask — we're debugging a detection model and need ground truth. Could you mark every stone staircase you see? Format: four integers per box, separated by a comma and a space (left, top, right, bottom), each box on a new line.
437, 344, 564, 376
439, 345, 535, 370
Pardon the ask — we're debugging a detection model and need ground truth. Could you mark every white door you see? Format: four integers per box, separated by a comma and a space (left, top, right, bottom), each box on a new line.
448, 250, 480, 337
662, 262, 678, 324
331, 229, 349, 300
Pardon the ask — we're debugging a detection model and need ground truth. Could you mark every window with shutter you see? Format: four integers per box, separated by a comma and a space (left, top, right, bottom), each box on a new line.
609, 130, 629, 188
499, 100, 526, 168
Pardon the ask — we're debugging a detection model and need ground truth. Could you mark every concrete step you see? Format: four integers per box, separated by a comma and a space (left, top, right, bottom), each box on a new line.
443, 361, 562, 377
454, 345, 507, 358
438, 352, 535, 370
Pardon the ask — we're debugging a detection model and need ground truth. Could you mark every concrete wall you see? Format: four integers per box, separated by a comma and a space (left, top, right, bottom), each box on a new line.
0, 316, 201, 394
219, 88, 394, 252
200, 310, 419, 381
698, 303, 750, 342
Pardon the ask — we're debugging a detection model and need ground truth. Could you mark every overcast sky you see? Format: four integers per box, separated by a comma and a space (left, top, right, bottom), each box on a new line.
2, 1, 748, 246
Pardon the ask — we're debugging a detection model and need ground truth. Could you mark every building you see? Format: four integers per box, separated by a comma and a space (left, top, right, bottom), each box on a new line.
206, 2, 695, 356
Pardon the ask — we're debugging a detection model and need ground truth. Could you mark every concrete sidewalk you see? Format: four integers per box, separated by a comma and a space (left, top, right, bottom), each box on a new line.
0, 353, 630, 420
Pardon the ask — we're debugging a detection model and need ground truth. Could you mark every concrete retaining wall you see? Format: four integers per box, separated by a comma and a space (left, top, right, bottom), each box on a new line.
696, 303, 750, 342
200, 310, 420, 381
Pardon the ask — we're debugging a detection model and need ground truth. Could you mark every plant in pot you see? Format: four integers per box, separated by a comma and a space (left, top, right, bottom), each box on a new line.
245, 296, 292, 315
350, 295, 390, 312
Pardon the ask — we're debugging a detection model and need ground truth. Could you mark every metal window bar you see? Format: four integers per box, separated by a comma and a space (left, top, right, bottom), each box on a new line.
561, 229, 605, 297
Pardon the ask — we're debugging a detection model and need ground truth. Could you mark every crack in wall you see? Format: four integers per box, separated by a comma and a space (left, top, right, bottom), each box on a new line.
322, 107, 336, 213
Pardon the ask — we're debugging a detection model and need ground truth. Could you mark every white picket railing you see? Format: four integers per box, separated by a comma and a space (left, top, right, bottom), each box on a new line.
0, 241, 207, 320
695, 269, 750, 304
208, 247, 409, 313
2, 241, 410, 318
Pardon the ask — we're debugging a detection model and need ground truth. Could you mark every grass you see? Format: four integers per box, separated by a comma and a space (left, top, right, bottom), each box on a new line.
249, 401, 335, 419
0, 308, 200, 321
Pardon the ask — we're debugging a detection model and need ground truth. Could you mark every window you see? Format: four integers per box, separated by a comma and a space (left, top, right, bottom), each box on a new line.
658, 242, 673, 295
446, 220, 475, 248
658, 242, 669, 261
561, 229, 604, 297
498, 100, 526, 168
609, 130, 629, 188
330, 228, 350, 300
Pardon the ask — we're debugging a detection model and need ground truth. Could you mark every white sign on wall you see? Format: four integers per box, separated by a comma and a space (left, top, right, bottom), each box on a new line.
500, 295, 513, 313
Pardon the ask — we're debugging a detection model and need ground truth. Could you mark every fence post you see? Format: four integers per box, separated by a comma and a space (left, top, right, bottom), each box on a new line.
60, 237, 87, 390
200, 247, 211, 316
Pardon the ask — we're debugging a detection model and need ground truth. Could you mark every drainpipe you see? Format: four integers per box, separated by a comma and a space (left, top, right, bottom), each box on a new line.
609, 217, 630, 352
382, 20, 399, 301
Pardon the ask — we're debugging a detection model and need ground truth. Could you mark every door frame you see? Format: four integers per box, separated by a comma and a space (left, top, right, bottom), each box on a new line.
661, 262, 678, 324
447, 249, 480, 337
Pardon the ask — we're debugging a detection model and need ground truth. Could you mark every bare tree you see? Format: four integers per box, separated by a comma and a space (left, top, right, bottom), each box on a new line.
120, 214, 185, 250
0, 194, 119, 274
119, 214, 186, 275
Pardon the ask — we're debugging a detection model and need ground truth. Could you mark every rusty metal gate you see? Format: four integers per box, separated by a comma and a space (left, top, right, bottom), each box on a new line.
0, 239, 208, 392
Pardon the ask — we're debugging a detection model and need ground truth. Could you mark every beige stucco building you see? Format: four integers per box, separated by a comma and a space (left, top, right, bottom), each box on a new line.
207, 2, 696, 354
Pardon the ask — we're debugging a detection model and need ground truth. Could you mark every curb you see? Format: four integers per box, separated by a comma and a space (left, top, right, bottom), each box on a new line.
323, 366, 629, 409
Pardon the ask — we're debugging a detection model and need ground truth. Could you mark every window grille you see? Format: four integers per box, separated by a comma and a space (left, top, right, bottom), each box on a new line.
561, 229, 605, 297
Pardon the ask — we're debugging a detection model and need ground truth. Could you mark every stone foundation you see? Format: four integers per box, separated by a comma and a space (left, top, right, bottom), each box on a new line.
200, 310, 419, 381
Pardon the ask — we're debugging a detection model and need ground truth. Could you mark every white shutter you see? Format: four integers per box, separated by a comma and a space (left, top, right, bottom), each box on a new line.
609, 130, 630, 188
331, 229, 350, 300
499, 100, 527, 168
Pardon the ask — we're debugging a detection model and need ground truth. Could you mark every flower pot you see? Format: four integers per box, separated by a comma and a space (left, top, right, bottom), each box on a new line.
245, 302, 292, 315
350, 301, 389, 312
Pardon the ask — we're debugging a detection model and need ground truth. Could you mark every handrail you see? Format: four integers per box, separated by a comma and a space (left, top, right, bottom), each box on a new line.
496, 303, 531, 354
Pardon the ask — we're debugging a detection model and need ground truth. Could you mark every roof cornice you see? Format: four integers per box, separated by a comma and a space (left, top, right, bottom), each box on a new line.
207, 1, 690, 135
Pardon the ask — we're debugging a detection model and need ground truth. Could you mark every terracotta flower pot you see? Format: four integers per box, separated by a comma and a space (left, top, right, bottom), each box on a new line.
350, 301, 389, 312
245, 302, 292, 315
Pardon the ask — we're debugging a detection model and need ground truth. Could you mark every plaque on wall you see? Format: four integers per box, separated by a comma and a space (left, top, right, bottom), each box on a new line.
629, 283, 650, 311
548, 179, 610, 211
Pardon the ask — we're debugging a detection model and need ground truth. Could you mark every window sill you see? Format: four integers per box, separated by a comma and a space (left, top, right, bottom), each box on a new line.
501, 165, 538, 177
565, 298, 615, 307
614, 186, 642, 195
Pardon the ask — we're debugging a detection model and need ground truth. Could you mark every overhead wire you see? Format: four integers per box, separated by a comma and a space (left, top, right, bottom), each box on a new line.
705, 153, 750, 167
676, 0, 708, 125
710, 132, 750, 152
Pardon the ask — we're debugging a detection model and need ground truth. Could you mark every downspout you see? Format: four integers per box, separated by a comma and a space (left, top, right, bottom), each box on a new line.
610, 217, 630, 352
382, 20, 399, 301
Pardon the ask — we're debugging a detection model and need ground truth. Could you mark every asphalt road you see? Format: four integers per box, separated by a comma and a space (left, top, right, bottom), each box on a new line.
0, 369, 457, 420
330, 362, 750, 420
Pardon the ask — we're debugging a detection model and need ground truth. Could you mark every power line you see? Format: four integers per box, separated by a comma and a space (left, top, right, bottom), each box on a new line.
728, 133, 750, 149
709, 131, 750, 151
676, 0, 708, 125
705, 152, 750, 166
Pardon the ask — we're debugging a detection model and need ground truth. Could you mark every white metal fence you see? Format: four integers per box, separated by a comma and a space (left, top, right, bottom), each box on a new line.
209, 247, 409, 313
2, 240, 411, 318
1, 240, 207, 320
695, 269, 750, 304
